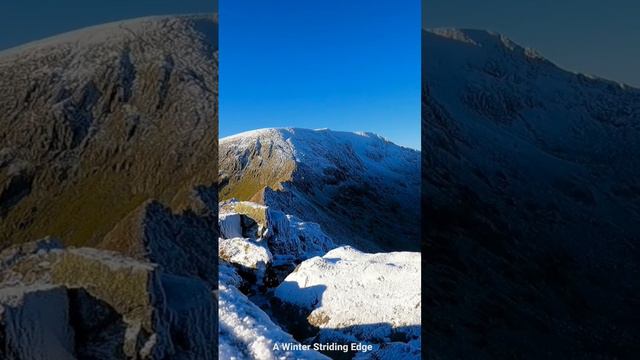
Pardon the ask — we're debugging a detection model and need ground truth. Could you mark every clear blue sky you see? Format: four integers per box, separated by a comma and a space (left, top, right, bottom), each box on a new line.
424, 0, 640, 88
0, 0, 216, 50
220, 1, 421, 149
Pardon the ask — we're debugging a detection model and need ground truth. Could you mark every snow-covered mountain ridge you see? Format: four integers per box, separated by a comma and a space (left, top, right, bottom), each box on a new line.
423, 28, 640, 358
219, 128, 420, 252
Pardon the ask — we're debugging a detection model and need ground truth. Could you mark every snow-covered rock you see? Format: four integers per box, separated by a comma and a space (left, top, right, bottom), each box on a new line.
274, 246, 421, 351
219, 237, 272, 287
219, 200, 335, 263
218, 284, 329, 360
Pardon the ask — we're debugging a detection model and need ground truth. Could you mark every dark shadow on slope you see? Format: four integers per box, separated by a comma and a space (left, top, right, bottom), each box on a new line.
421, 80, 640, 359
67, 288, 128, 359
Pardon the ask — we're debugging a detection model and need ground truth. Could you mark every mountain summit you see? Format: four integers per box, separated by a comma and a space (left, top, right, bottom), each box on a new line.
219, 128, 420, 252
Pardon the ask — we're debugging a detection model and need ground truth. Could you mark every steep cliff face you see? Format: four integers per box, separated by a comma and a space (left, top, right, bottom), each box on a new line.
422, 29, 640, 358
0, 15, 218, 247
219, 128, 420, 252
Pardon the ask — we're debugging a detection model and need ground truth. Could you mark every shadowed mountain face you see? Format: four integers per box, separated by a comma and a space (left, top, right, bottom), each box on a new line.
219, 128, 421, 252
422, 29, 640, 358
0, 15, 218, 247
0, 15, 219, 359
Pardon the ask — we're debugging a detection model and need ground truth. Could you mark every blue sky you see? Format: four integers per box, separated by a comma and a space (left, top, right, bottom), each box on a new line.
0, 0, 215, 50
424, 0, 640, 88
220, 1, 421, 149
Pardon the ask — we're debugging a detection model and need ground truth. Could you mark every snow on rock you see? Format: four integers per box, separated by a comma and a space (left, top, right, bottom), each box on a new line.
0, 242, 217, 360
219, 260, 244, 289
274, 246, 421, 344
266, 210, 335, 264
219, 213, 244, 239
0, 285, 75, 360
219, 200, 335, 263
219, 237, 272, 287
218, 283, 329, 360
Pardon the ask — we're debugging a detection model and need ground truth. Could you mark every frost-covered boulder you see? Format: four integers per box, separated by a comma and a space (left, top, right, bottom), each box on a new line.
219, 237, 272, 287
266, 210, 335, 264
0, 285, 75, 360
219, 200, 335, 263
274, 246, 421, 352
218, 284, 328, 360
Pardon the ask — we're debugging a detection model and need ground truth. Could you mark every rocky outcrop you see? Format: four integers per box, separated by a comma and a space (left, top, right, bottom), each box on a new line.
219, 200, 335, 264
0, 240, 216, 359
217, 197, 423, 359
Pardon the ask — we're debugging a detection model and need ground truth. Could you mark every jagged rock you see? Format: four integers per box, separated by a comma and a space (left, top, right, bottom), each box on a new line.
266, 208, 335, 264
219, 201, 269, 239
0, 236, 63, 272
0, 244, 216, 359
99, 200, 217, 286
158, 274, 216, 360
0, 285, 75, 360
67, 288, 129, 359
220, 200, 335, 264
273, 246, 421, 353
0, 238, 65, 287
219, 237, 272, 289
219, 213, 243, 239
218, 283, 329, 360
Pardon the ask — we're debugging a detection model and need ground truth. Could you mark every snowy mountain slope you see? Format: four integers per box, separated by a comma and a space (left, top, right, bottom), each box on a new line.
423, 29, 640, 358
0, 15, 218, 247
219, 128, 420, 252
